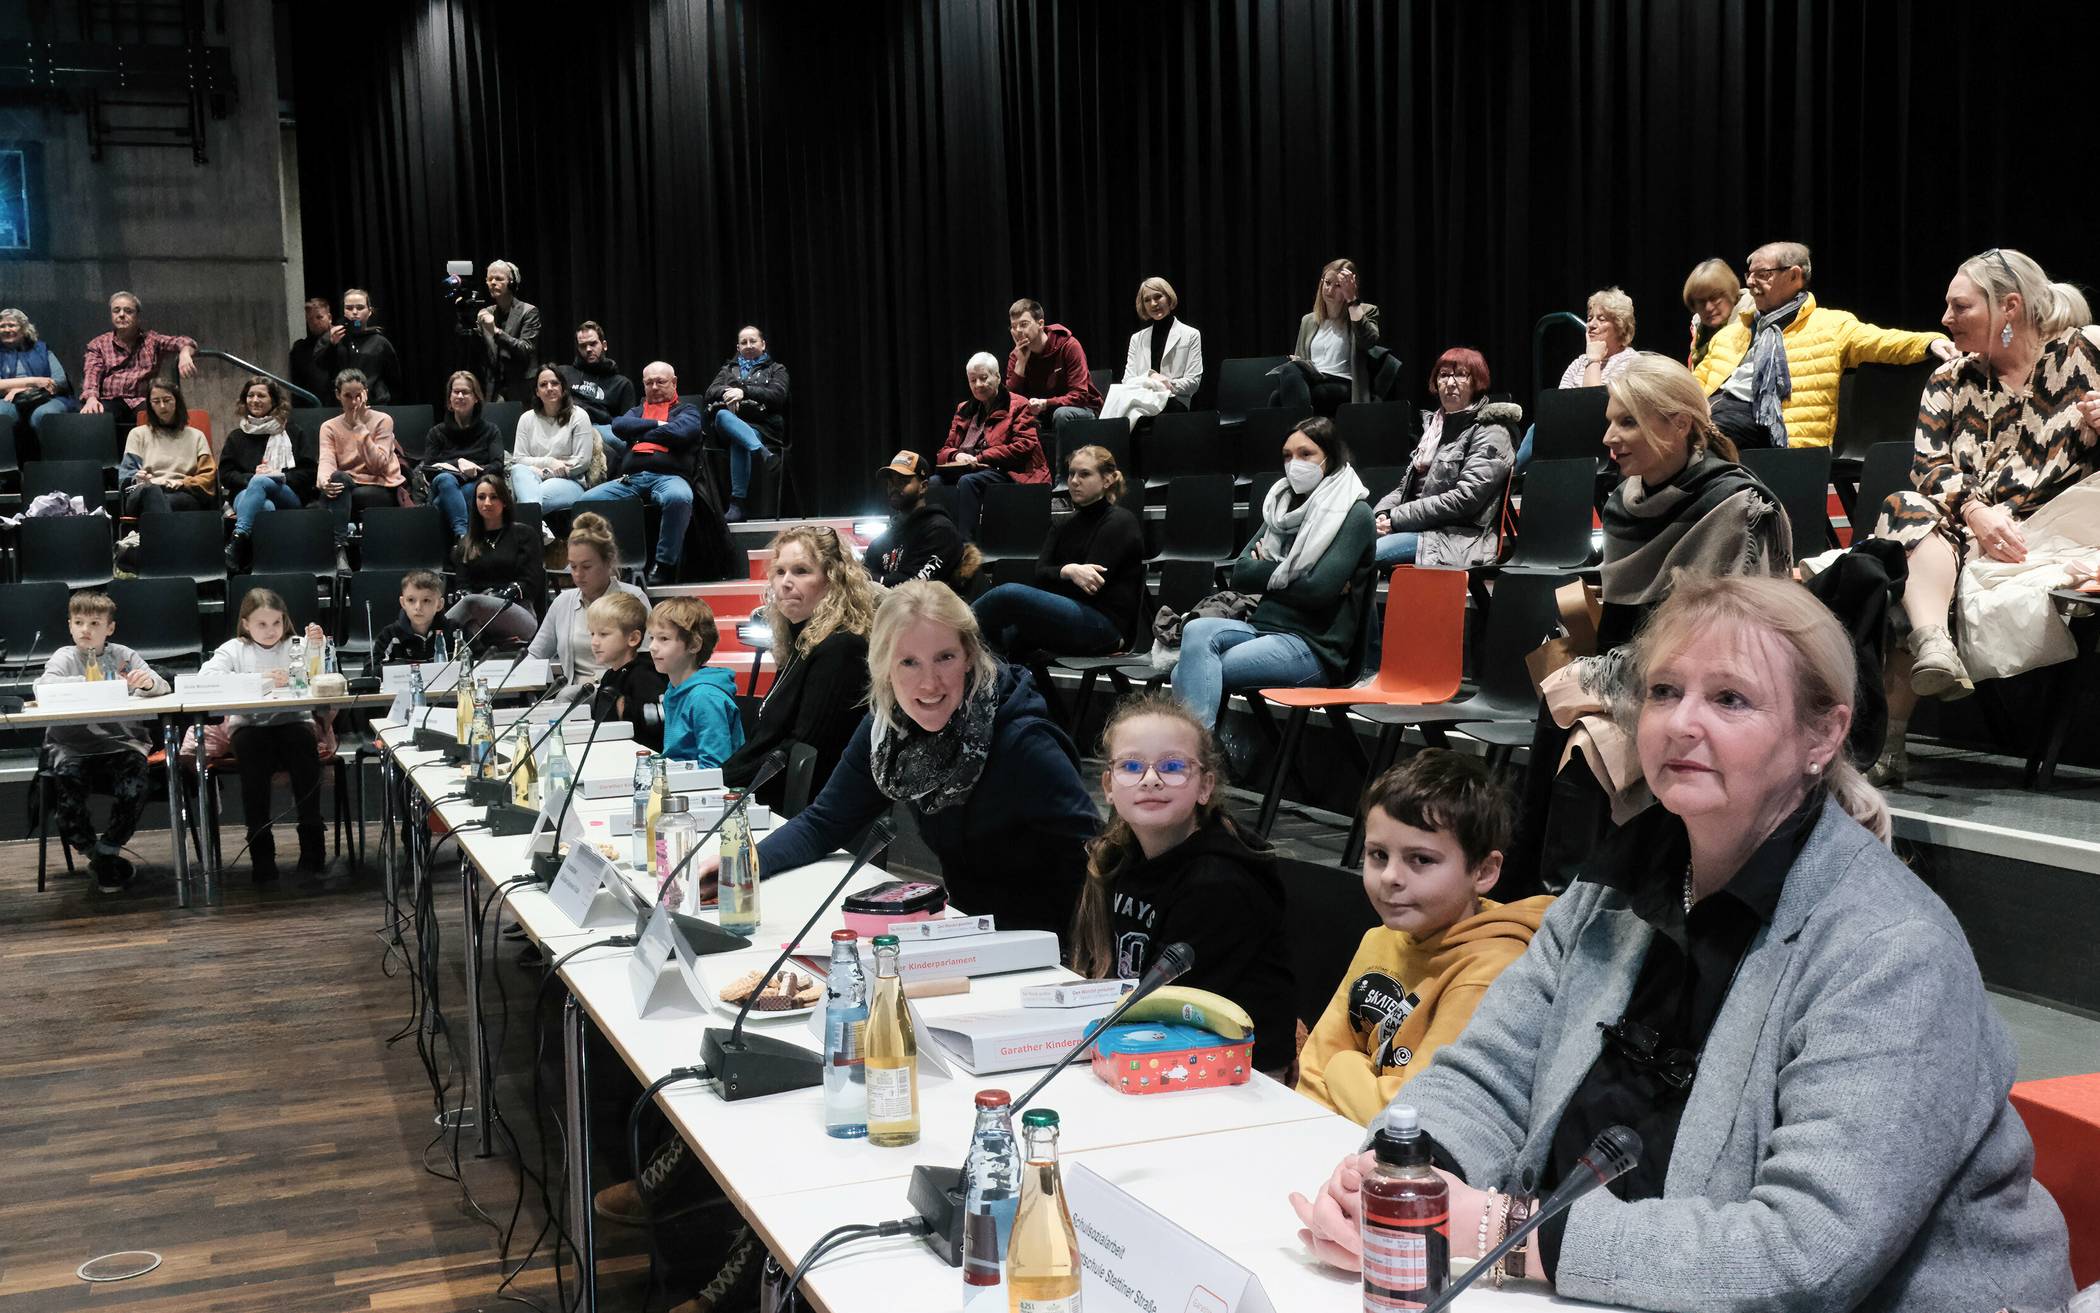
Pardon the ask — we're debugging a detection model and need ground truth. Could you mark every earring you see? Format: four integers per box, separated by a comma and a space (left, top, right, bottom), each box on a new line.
1808, 760, 1823, 777
2001, 321, 2015, 348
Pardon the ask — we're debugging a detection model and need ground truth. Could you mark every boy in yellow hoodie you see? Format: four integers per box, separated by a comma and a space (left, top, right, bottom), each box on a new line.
1298, 750, 1554, 1125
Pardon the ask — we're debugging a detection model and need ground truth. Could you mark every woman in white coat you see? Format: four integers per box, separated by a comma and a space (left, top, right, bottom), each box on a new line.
1100, 276, 1204, 424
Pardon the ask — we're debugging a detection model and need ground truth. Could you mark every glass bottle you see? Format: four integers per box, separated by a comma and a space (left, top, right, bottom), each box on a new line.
408, 663, 427, 709
320, 636, 337, 678
468, 679, 496, 777
540, 728, 572, 817
431, 630, 449, 667
644, 755, 669, 880
83, 651, 104, 682
628, 749, 654, 872
1007, 1109, 1081, 1312
655, 794, 698, 906
822, 929, 869, 1140
510, 720, 539, 808
717, 788, 760, 935
962, 1089, 1022, 1311
288, 636, 310, 694
455, 662, 475, 741
863, 934, 919, 1147
1359, 1105, 1449, 1310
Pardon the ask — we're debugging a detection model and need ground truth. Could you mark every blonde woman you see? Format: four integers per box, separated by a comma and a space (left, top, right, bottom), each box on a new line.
1276, 257, 1382, 414
1101, 276, 1204, 422
1681, 258, 1744, 368
972, 444, 1145, 656
1558, 286, 1639, 388
691, 580, 1096, 937
720, 524, 881, 809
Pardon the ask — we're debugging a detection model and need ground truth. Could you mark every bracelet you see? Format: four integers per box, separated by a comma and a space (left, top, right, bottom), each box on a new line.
1488, 1191, 1514, 1288
1476, 1188, 1498, 1267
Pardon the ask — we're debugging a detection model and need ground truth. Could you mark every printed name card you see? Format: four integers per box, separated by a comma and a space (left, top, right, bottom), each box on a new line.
34, 679, 144, 711
628, 901, 707, 1017
546, 840, 632, 929
1065, 1165, 1277, 1313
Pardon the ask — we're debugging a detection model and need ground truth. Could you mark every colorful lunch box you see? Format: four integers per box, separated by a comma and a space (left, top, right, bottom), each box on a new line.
840, 879, 948, 938
1085, 1021, 1253, 1095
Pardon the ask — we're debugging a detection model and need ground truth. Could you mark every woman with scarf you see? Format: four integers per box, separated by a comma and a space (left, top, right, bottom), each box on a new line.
220, 376, 319, 571
1172, 415, 1376, 728
1868, 248, 2100, 784
935, 350, 1049, 541
1099, 276, 1204, 423
1503, 353, 1792, 898
703, 324, 791, 523
691, 580, 1095, 939
1374, 348, 1516, 568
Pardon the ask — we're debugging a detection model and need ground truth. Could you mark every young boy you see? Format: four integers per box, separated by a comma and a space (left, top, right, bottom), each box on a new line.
588, 591, 666, 752
648, 596, 745, 768
365, 568, 465, 675
1297, 750, 1554, 1126
43, 590, 172, 892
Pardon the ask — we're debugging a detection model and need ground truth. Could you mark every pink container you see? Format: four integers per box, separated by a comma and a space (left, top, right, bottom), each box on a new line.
841, 879, 948, 937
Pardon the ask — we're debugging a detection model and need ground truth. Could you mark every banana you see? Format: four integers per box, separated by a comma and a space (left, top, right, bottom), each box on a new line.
1118, 985, 1255, 1040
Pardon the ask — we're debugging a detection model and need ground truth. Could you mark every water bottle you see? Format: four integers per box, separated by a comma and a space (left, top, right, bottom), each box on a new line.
823, 930, 870, 1139
656, 794, 699, 909
322, 637, 338, 677
469, 678, 496, 776
431, 631, 450, 666
541, 730, 573, 818
718, 790, 760, 935
961, 1089, 1023, 1310
408, 664, 427, 709
287, 637, 310, 694
628, 750, 654, 872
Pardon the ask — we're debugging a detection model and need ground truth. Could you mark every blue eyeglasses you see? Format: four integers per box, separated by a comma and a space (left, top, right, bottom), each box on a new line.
1110, 754, 1198, 787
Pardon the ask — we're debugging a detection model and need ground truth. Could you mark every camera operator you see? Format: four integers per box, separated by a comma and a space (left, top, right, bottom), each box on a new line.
476, 259, 541, 402
316, 289, 403, 403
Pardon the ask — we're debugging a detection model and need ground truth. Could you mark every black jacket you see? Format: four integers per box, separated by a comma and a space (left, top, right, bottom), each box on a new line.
1034, 497, 1146, 648
288, 332, 332, 404
561, 356, 637, 427
418, 416, 504, 492
364, 615, 467, 678
703, 356, 791, 440
864, 503, 964, 589
721, 624, 869, 810
597, 658, 668, 753
317, 328, 403, 403
757, 665, 1094, 939
218, 421, 319, 502
1106, 814, 1295, 1071
452, 521, 548, 616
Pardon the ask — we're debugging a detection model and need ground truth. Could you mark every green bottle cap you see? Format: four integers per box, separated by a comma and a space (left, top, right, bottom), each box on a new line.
872, 934, 899, 948
1021, 1109, 1059, 1128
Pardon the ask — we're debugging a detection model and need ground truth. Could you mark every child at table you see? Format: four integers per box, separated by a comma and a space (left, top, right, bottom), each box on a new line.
1070, 690, 1296, 1076
587, 590, 665, 752
1295, 750, 1553, 1125
42, 589, 171, 893
201, 588, 331, 881
365, 568, 465, 675
648, 596, 744, 768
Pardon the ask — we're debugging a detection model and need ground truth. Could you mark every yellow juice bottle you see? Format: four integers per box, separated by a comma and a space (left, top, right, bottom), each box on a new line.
863, 934, 919, 1146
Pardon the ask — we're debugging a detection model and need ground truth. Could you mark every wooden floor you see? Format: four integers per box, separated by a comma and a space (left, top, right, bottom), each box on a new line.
0, 822, 663, 1312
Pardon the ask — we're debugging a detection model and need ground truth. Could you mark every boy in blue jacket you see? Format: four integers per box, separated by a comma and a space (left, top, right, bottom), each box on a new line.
649, 596, 745, 767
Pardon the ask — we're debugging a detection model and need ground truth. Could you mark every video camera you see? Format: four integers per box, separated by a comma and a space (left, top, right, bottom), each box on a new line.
441, 258, 488, 333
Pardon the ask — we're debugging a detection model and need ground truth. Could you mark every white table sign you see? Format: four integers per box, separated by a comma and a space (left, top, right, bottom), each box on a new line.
628, 901, 707, 1018
546, 840, 634, 929
37, 679, 148, 710
1066, 1163, 1277, 1313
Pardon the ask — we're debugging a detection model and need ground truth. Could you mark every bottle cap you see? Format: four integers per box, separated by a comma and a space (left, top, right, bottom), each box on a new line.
1021, 1109, 1059, 1128
724, 788, 746, 803
663, 795, 689, 813
830, 928, 858, 943
871, 933, 899, 948
974, 1089, 1012, 1109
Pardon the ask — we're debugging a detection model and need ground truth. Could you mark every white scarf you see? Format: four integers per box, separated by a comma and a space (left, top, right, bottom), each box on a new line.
240, 414, 295, 473
1257, 464, 1368, 588
1410, 409, 1447, 473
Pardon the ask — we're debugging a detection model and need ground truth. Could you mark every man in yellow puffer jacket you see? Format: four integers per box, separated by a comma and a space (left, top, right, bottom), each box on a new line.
1694, 239, 1956, 448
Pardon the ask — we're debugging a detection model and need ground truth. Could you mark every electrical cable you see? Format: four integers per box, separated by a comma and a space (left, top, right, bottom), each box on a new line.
782, 1218, 932, 1304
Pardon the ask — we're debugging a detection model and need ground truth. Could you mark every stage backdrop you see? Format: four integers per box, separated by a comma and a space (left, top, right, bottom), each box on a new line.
289, 0, 2094, 522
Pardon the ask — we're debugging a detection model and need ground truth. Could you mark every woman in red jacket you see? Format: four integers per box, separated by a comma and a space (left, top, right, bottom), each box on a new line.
936, 350, 1048, 541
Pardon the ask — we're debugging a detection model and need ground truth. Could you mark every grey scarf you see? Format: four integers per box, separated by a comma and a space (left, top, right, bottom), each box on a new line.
1750, 293, 1806, 447
868, 675, 999, 813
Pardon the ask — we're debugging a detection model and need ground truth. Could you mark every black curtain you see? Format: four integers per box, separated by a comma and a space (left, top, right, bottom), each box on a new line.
290, 0, 2096, 533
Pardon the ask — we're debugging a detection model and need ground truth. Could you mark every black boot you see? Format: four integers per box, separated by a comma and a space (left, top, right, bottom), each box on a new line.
297, 821, 327, 872
251, 831, 279, 883
224, 532, 251, 573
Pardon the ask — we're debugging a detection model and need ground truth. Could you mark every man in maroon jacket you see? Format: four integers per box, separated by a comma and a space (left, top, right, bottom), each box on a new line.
1003, 298, 1102, 444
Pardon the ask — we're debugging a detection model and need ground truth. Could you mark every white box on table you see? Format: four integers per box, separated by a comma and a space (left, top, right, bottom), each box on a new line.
33, 678, 148, 711
854, 930, 1060, 982
172, 671, 273, 702
917, 1004, 1113, 1075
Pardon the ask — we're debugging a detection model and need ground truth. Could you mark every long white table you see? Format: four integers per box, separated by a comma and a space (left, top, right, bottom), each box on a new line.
375, 714, 1592, 1312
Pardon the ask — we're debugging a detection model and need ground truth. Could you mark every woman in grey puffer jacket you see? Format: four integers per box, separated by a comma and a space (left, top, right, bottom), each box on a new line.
1372, 348, 1517, 569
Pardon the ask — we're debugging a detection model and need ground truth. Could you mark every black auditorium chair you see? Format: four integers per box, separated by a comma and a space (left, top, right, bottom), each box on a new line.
1739, 446, 1835, 553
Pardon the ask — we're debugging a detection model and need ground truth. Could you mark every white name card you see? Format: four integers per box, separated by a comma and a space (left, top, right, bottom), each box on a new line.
628, 901, 707, 1017
174, 671, 272, 702
33, 679, 142, 711
1066, 1164, 1277, 1313
666, 762, 724, 792
546, 841, 633, 929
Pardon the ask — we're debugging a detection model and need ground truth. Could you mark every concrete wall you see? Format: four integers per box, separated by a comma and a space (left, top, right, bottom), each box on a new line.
0, 0, 290, 431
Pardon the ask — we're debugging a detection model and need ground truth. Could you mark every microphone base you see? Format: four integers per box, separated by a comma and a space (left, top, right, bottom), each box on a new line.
702, 1027, 824, 1102
906, 1165, 967, 1267
346, 675, 382, 695
669, 913, 752, 955
486, 803, 541, 836
530, 850, 564, 885
441, 742, 475, 766
412, 727, 451, 753
465, 777, 511, 806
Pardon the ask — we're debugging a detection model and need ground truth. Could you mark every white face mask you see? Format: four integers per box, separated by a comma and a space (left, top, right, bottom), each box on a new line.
1285, 459, 1323, 494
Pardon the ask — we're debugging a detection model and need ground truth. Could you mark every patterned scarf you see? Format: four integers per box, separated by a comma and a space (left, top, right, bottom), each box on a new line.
736, 352, 771, 380
867, 672, 999, 813
1750, 293, 1806, 447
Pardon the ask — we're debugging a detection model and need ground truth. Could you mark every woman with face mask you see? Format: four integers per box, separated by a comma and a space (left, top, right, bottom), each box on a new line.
1171, 416, 1375, 728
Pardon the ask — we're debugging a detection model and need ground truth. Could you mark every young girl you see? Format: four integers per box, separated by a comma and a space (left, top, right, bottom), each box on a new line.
1071, 691, 1295, 1075
648, 596, 745, 768
202, 589, 330, 881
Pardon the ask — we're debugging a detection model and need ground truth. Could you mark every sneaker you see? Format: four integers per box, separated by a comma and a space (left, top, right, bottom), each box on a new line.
91, 853, 135, 894
517, 942, 545, 969
723, 500, 747, 524
593, 1178, 650, 1227
1907, 625, 1974, 700
684, 1227, 763, 1312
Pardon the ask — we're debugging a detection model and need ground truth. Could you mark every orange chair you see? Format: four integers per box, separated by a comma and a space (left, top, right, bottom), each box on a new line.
2011, 1073, 2100, 1286
132, 406, 214, 442
1253, 566, 1467, 847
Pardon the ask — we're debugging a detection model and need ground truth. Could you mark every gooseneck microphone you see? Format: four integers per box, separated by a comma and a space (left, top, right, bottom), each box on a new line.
463, 672, 587, 804
909, 941, 1198, 1265
700, 816, 896, 1101
1418, 1125, 1642, 1312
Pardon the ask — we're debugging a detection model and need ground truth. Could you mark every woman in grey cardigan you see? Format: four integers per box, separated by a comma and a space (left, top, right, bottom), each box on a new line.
1294, 574, 2071, 1311
1275, 257, 1384, 414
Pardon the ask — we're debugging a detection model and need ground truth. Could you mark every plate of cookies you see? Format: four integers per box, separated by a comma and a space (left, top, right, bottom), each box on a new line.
715, 966, 825, 1019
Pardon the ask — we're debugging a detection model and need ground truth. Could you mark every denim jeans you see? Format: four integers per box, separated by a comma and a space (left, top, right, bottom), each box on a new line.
1374, 531, 1420, 566
711, 408, 769, 500
428, 470, 471, 537
1048, 405, 1096, 441
576, 471, 693, 573
233, 475, 303, 535
1513, 424, 1536, 471
327, 477, 400, 543
935, 468, 1014, 541
1170, 617, 1325, 728
972, 583, 1124, 657
507, 462, 586, 514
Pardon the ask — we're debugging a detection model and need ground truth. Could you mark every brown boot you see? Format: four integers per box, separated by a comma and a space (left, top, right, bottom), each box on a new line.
593, 1178, 649, 1227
